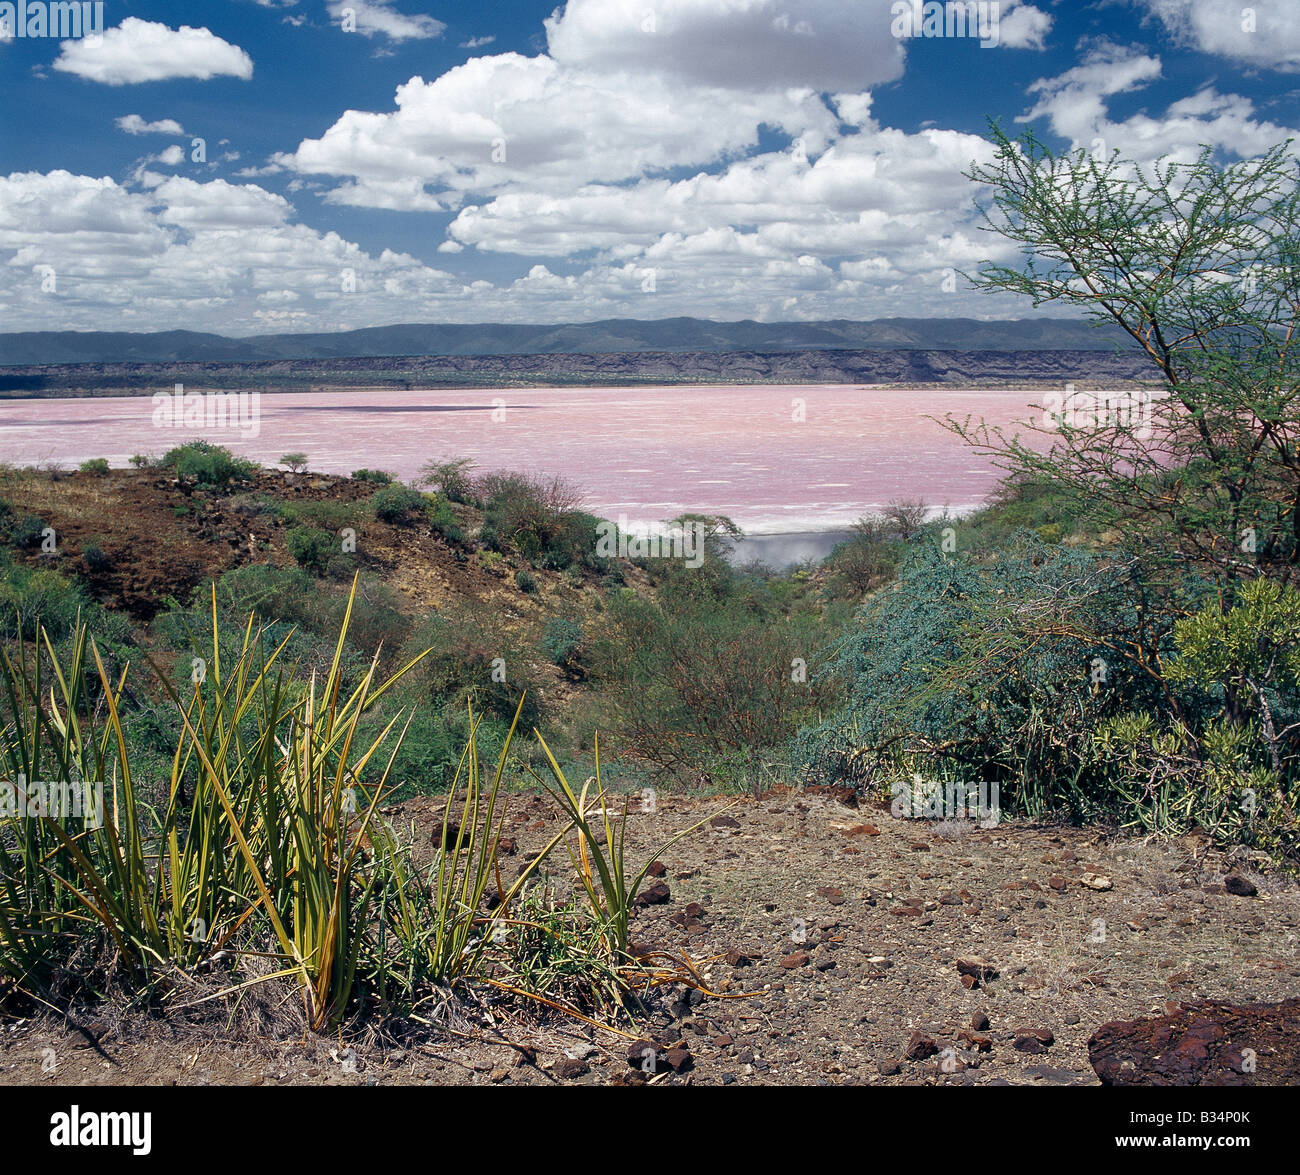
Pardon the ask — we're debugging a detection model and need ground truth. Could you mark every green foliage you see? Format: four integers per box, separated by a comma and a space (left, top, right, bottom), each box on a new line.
419, 457, 477, 504
478, 472, 586, 566
280, 452, 308, 472
795, 537, 1181, 819
590, 588, 837, 777
515, 568, 537, 593
161, 440, 255, 488
371, 483, 427, 525
541, 617, 585, 673
11, 514, 46, 549
399, 606, 542, 730
78, 458, 109, 476
351, 468, 393, 484
80, 541, 111, 572
960, 129, 1300, 584
429, 496, 465, 545
1168, 578, 1300, 776
279, 498, 359, 532
287, 525, 336, 575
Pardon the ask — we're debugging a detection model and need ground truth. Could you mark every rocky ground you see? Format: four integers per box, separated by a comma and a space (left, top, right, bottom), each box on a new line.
3, 787, 1297, 1087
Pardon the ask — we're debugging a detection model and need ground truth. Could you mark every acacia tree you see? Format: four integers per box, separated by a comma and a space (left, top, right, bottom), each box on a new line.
951, 126, 1300, 590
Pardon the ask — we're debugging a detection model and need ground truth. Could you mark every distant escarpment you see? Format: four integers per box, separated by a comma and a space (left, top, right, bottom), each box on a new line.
0, 347, 1151, 396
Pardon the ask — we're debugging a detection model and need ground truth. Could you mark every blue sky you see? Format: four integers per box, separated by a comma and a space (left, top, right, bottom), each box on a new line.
2, 0, 1298, 335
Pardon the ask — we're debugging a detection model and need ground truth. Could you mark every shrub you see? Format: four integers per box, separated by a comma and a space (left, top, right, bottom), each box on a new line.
515, 569, 537, 593
401, 607, 542, 729
430, 496, 465, 545
162, 440, 255, 487
352, 468, 393, 484
280, 499, 360, 531
420, 457, 477, 504
280, 452, 308, 473
794, 536, 1191, 820
372, 484, 427, 525
541, 617, 585, 674
13, 514, 47, 549
81, 541, 112, 572
79, 458, 110, 476
478, 472, 583, 562
287, 526, 336, 575
590, 591, 837, 777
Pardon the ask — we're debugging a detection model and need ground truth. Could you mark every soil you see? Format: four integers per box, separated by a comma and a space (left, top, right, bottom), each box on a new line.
4, 789, 1297, 1087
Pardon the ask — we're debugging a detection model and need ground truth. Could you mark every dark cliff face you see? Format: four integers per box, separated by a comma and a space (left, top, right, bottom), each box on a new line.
0, 348, 1152, 396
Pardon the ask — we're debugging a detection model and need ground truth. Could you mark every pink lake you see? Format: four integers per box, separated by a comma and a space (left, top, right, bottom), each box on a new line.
0, 384, 1048, 534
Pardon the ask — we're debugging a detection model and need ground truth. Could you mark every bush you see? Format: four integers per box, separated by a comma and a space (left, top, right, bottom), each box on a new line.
12, 514, 47, 549
478, 472, 584, 563
794, 536, 1192, 820
372, 484, 427, 525
162, 440, 255, 488
0, 560, 132, 655
81, 541, 112, 572
79, 458, 110, 476
429, 496, 465, 545
401, 607, 542, 729
589, 591, 837, 777
541, 617, 584, 674
420, 457, 478, 504
351, 468, 393, 484
280, 499, 360, 531
210, 563, 322, 632
287, 526, 336, 575
515, 569, 537, 593
280, 452, 308, 473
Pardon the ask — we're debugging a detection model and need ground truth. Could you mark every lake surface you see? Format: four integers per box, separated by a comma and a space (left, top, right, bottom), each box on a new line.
0, 384, 1048, 536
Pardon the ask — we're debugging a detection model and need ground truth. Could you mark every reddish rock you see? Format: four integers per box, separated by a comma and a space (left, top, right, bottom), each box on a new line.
957, 1030, 994, 1053
843, 823, 881, 837
663, 1046, 694, 1073
646, 860, 667, 878
1089, 1000, 1300, 1086
905, 1032, 940, 1061
956, 956, 998, 986
780, 951, 811, 969
1224, 875, 1258, 897
633, 881, 671, 907
553, 1057, 590, 1080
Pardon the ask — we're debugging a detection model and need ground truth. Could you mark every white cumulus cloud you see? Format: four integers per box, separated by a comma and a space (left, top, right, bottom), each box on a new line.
1136, 0, 1300, 73
53, 18, 253, 85
116, 114, 187, 136
327, 0, 446, 41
